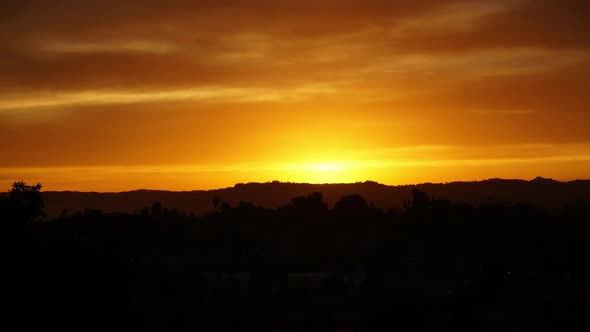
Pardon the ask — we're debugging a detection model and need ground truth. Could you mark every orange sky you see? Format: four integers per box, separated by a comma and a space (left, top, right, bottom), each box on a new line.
1, 0, 590, 191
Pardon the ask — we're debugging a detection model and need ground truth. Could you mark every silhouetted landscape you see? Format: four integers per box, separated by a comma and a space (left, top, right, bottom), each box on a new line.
3, 179, 590, 331
42, 178, 590, 218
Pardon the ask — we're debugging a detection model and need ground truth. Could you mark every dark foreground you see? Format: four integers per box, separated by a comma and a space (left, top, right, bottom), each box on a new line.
4, 187, 590, 331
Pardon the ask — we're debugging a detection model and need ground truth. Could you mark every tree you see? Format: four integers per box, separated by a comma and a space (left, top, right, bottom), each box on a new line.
151, 202, 163, 217
410, 189, 430, 211
287, 192, 328, 217
212, 195, 221, 211
333, 194, 369, 217
3, 181, 44, 223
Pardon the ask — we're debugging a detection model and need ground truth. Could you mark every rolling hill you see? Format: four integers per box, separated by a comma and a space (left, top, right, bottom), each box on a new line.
41, 177, 590, 218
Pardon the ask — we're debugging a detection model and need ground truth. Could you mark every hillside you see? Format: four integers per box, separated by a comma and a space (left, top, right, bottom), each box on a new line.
41, 178, 590, 218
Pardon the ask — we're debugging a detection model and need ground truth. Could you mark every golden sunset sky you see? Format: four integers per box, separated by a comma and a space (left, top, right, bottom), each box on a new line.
1, 0, 589, 191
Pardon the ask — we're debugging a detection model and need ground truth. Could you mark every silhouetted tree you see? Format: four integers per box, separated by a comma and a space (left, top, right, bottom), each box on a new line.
212, 195, 221, 211
220, 201, 231, 215
2, 182, 44, 327
411, 189, 430, 211
139, 207, 150, 216
2, 181, 44, 224
285, 192, 328, 217
333, 194, 369, 217
151, 202, 162, 217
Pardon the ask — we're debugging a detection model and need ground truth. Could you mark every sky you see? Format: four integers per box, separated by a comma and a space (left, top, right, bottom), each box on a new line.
1, 0, 590, 191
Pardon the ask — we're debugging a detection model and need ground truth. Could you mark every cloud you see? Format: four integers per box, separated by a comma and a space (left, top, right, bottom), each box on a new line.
1, 0, 588, 96
0, 84, 339, 112
395, 0, 590, 52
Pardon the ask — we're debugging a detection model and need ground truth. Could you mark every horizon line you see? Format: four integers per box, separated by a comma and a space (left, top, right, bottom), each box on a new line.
28, 176, 590, 194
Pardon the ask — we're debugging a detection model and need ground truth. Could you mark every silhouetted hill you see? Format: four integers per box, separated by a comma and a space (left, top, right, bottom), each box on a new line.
42, 178, 590, 218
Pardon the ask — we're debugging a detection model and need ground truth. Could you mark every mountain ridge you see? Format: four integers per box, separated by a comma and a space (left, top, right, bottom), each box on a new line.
40, 177, 590, 218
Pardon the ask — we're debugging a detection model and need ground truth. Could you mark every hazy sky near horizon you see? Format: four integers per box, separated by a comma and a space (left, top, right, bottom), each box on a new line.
1, 0, 590, 191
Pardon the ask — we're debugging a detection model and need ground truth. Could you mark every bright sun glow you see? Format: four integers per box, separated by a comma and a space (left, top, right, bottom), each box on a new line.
302, 162, 349, 172
276, 161, 367, 184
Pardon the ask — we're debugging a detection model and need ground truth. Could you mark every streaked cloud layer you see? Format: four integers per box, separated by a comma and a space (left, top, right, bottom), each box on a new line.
1, 0, 589, 190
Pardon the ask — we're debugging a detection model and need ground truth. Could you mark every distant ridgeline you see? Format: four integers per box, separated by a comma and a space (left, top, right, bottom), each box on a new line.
42, 178, 590, 218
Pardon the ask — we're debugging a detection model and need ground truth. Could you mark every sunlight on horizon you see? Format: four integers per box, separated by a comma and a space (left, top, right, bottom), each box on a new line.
2, 149, 590, 192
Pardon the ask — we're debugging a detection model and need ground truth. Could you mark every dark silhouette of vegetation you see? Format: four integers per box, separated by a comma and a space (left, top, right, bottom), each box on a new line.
333, 194, 371, 217
39, 178, 590, 219
3, 181, 590, 331
1, 181, 44, 224
212, 195, 221, 211
2, 182, 44, 330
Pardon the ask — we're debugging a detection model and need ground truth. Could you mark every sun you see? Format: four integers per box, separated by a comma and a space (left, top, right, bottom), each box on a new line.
305, 162, 348, 172
274, 161, 364, 184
